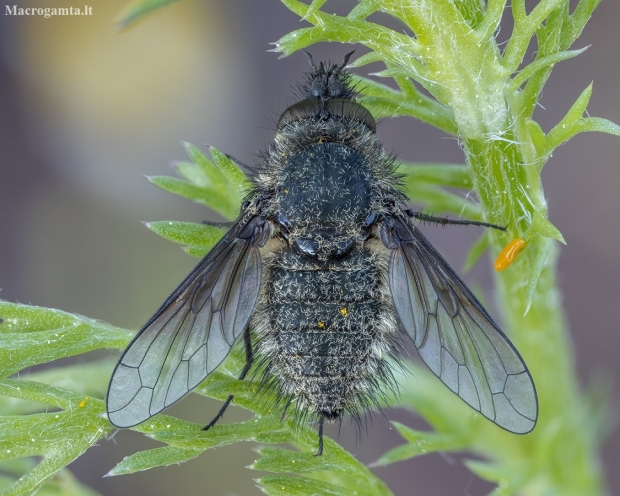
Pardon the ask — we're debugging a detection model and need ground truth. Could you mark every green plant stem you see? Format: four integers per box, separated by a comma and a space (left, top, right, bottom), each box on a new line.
498, 244, 603, 493
466, 137, 604, 493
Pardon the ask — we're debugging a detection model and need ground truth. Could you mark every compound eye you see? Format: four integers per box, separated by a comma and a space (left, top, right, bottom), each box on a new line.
276, 99, 322, 131
276, 98, 376, 133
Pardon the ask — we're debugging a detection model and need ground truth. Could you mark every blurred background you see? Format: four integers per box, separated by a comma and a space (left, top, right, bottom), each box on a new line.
1, 0, 619, 494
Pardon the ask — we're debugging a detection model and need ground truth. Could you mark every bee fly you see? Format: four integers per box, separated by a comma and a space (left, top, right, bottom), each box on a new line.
107, 51, 538, 455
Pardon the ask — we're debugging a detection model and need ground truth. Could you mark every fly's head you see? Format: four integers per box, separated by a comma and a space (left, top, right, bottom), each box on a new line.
300, 50, 356, 101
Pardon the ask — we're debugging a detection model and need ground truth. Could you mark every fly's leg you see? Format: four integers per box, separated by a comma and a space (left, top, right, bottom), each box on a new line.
203, 328, 253, 431
314, 415, 325, 456
406, 210, 506, 231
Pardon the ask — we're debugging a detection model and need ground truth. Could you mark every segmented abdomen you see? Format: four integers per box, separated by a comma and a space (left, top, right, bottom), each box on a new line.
258, 248, 397, 418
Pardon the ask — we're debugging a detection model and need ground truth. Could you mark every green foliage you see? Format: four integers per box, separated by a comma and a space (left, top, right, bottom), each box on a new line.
147, 143, 246, 221
0, 460, 102, 496
0, 303, 131, 496
0, 145, 392, 496
268, 0, 616, 493
7, 0, 618, 494
144, 145, 245, 257
0, 300, 392, 496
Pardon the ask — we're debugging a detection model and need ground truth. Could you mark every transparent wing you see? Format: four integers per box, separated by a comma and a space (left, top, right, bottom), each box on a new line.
382, 215, 538, 433
106, 216, 266, 428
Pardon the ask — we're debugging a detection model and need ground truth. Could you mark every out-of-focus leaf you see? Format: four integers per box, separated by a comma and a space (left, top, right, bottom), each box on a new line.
464, 232, 489, 271
173, 161, 211, 189
399, 163, 473, 190
373, 422, 468, 466
0, 461, 103, 495
404, 182, 482, 221
116, 0, 180, 30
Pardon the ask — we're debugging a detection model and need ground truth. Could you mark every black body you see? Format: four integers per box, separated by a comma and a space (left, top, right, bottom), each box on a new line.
261, 139, 395, 421
107, 52, 538, 455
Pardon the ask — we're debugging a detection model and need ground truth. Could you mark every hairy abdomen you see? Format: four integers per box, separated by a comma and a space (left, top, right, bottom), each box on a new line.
258, 247, 398, 419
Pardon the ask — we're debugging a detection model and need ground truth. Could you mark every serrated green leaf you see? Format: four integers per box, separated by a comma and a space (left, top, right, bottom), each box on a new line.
546, 83, 593, 146
275, 1, 420, 60
532, 214, 565, 244
257, 475, 352, 496
373, 422, 468, 466
0, 359, 115, 415
0, 464, 103, 496
145, 220, 225, 251
524, 119, 547, 160
302, 0, 328, 21
0, 302, 132, 378
147, 176, 239, 220
524, 238, 552, 315
209, 147, 248, 194
148, 417, 286, 450
546, 115, 620, 154
183, 245, 210, 258
252, 448, 345, 474
173, 161, 211, 188
509, 47, 588, 91
347, 51, 384, 67
565, 0, 603, 49
0, 380, 110, 496
184, 144, 236, 190
105, 446, 203, 476
254, 429, 297, 445
149, 142, 246, 221
116, 0, 180, 30
354, 77, 457, 135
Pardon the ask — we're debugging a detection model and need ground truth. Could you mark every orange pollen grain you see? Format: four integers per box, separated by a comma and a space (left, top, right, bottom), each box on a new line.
340, 308, 348, 317
494, 238, 527, 271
